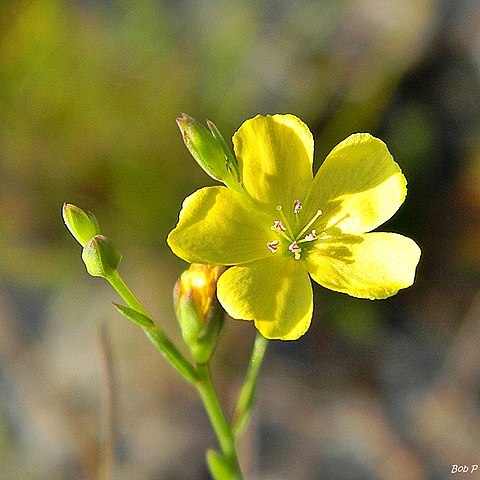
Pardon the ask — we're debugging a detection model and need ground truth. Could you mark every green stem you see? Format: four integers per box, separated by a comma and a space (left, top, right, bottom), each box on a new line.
105, 270, 268, 479
106, 270, 198, 384
106, 270, 151, 317
142, 325, 198, 384
231, 333, 269, 437
196, 364, 243, 480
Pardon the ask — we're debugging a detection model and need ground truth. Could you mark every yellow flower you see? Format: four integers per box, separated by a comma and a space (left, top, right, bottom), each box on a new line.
168, 114, 421, 340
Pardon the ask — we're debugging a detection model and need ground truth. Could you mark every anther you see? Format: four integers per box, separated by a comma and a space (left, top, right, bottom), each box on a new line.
271, 221, 286, 232
305, 229, 317, 241
288, 241, 302, 260
293, 200, 302, 214
267, 240, 279, 253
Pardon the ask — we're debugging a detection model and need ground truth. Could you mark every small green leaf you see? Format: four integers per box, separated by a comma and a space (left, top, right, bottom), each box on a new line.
113, 303, 155, 328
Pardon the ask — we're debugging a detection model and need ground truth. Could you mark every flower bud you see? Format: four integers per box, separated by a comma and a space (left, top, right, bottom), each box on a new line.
62, 203, 100, 246
176, 114, 240, 189
82, 235, 122, 278
174, 263, 225, 363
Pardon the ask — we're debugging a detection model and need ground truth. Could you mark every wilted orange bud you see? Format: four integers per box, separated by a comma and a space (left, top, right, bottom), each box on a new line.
174, 264, 226, 363
177, 264, 225, 325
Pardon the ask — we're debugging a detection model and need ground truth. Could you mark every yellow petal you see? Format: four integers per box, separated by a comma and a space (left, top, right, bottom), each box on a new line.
167, 187, 273, 265
217, 257, 313, 340
233, 114, 313, 220
306, 232, 421, 299
304, 133, 406, 235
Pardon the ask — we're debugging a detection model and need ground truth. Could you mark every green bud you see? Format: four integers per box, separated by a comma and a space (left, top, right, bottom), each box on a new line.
176, 114, 240, 189
62, 203, 100, 246
82, 235, 122, 278
174, 264, 225, 364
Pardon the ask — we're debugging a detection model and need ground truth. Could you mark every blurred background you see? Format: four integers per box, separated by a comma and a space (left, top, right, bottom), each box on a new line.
1, 0, 480, 478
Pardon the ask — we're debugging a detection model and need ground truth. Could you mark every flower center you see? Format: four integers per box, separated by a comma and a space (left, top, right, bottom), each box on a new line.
266, 200, 323, 260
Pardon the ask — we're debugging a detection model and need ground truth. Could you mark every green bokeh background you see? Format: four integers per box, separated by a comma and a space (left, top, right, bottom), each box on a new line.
1, 1, 480, 479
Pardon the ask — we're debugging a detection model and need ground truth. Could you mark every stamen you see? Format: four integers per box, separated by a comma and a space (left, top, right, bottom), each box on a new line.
267, 240, 279, 253
288, 241, 302, 260
271, 220, 286, 232
297, 209, 323, 240
293, 200, 302, 214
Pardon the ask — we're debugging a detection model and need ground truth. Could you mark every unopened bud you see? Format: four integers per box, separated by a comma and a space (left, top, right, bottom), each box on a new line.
62, 203, 100, 246
174, 263, 225, 363
82, 235, 122, 278
176, 114, 240, 189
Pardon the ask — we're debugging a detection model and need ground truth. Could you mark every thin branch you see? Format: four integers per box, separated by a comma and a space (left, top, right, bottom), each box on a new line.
97, 320, 118, 480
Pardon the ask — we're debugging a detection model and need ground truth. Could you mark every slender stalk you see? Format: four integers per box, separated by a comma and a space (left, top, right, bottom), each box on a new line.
104, 270, 267, 478
142, 325, 198, 384
106, 270, 151, 318
196, 364, 243, 479
231, 333, 269, 437
106, 270, 198, 384
97, 321, 117, 480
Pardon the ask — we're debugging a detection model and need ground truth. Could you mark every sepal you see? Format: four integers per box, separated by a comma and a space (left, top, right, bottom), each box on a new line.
62, 203, 100, 246
176, 114, 240, 190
